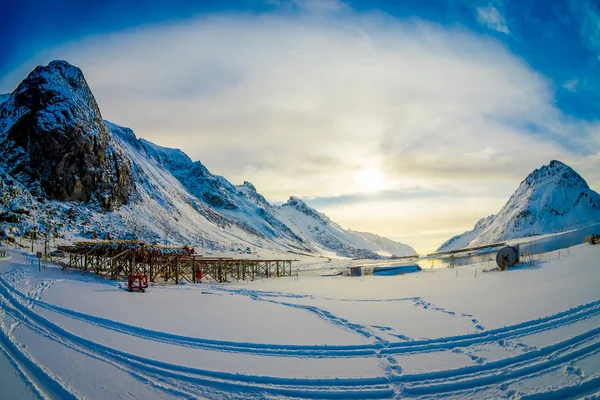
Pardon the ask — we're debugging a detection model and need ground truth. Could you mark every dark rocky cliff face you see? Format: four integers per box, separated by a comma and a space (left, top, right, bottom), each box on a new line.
0, 60, 133, 210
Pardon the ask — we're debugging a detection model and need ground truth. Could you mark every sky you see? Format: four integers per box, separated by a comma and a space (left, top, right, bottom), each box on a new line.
1, 0, 600, 253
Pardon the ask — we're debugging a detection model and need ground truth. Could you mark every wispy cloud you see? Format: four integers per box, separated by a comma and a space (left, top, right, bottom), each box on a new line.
3, 8, 586, 192
563, 78, 579, 92
292, 0, 348, 14
266, 0, 348, 15
476, 3, 510, 34
570, 0, 600, 57
306, 187, 446, 208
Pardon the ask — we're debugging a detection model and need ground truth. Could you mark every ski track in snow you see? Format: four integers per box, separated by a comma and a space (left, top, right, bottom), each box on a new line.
1, 263, 600, 399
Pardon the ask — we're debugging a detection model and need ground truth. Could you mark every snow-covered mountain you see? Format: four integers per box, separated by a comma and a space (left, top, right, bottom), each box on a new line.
274, 197, 417, 257
0, 60, 416, 258
352, 230, 417, 258
437, 160, 600, 252
436, 215, 495, 253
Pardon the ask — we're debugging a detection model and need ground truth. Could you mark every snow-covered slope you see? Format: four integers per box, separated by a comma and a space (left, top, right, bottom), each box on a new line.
274, 197, 417, 257
354, 230, 418, 257
110, 126, 416, 257
130, 133, 309, 248
437, 160, 600, 252
436, 215, 495, 253
0, 60, 414, 258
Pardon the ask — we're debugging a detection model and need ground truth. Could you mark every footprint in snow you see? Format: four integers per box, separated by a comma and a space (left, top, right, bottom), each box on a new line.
516, 342, 537, 351
467, 354, 485, 364
565, 364, 585, 377
372, 325, 393, 331
470, 318, 485, 331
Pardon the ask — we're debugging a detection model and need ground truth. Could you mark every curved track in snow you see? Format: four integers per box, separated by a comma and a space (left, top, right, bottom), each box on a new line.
0, 278, 600, 398
6, 277, 600, 359
1, 271, 600, 398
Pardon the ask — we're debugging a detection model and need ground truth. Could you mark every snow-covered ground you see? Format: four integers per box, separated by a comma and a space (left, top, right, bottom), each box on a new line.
1, 243, 600, 399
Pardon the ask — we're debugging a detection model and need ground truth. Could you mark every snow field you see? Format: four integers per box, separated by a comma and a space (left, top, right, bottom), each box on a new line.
0, 243, 599, 398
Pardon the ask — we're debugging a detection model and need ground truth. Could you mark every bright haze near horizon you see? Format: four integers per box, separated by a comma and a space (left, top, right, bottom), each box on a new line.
1, 0, 600, 254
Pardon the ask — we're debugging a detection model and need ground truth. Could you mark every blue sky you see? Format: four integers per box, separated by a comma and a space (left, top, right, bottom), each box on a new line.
2, 0, 600, 252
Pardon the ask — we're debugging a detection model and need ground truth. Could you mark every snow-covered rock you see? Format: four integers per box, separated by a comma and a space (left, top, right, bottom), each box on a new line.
437, 160, 600, 252
0, 60, 133, 210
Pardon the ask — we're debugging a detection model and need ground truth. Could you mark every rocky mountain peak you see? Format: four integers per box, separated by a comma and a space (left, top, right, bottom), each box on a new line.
233, 181, 269, 208
284, 196, 314, 212
285, 196, 304, 207
42, 60, 87, 87
0, 60, 133, 211
283, 196, 329, 223
523, 160, 588, 190
242, 181, 257, 192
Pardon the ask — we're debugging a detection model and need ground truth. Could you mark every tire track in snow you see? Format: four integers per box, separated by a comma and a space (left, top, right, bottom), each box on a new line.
382, 300, 600, 355
1, 307, 198, 400
4, 275, 600, 359
4, 276, 600, 399
0, 310, 80, 399
258, 297, 384, 343
401, 334, 600, 395
0, 277, 397, 399
207, 285, 386, 343
31, 300, 380, 356
207, 284, 600, 356
225, 287, 404, 394
519, 374, 600, 400
0, 318, 46, 400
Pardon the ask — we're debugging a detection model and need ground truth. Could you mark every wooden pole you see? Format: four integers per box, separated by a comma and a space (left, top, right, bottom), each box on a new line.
31, 226, 35, 253
192, 257, 196, 283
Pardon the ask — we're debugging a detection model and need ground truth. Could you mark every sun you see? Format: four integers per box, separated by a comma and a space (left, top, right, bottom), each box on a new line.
355, 167, 387, 193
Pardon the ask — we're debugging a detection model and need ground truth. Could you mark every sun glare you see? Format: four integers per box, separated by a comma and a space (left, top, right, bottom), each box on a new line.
355, 167, 386, 193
